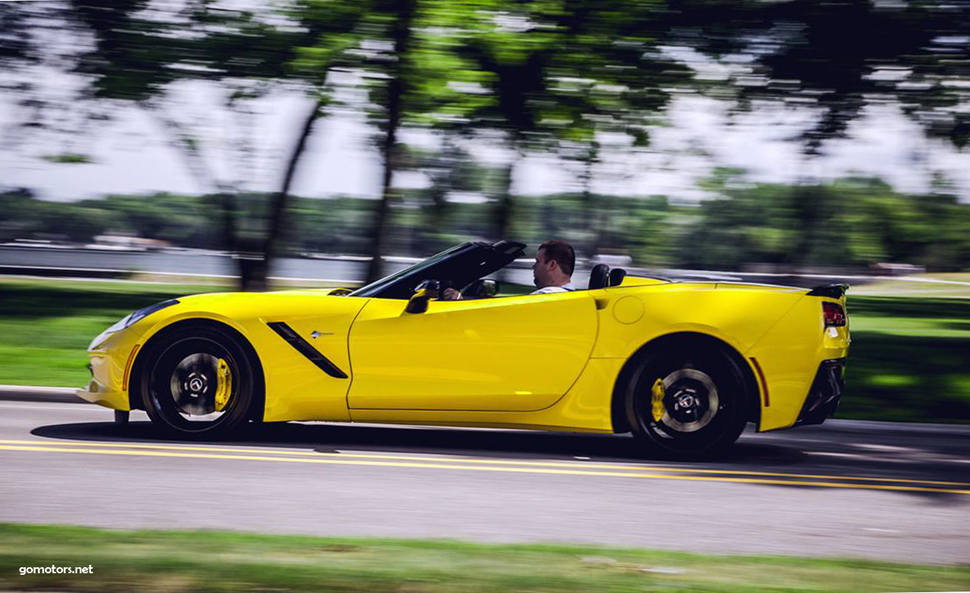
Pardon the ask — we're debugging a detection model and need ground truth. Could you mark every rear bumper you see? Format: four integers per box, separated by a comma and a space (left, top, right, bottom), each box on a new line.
795, 358, 845, 426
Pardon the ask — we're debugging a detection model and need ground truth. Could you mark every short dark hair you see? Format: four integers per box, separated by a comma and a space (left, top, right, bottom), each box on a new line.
538, 240, 575, 277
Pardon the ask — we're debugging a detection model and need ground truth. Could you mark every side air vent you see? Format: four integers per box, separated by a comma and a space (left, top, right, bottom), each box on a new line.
266, 322, 348, 379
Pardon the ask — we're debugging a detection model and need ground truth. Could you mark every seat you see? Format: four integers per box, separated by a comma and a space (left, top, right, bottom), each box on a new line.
609, 268, 627, 287
588, 264, 610, 290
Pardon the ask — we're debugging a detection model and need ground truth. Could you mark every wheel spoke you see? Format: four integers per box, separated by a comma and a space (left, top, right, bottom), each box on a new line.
658, 369, 718, 434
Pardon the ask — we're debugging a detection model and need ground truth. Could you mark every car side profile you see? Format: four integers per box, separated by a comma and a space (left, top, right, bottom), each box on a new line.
79, 241, 850, 455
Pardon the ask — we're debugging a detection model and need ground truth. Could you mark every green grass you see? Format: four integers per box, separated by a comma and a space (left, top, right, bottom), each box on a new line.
1, 278, 969, 423
1, 524, 969, 593
0, 278, 227, 387
840, 296, 970, 422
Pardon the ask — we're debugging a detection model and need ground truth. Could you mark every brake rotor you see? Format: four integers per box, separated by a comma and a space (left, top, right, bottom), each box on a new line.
169, 353, 220, 416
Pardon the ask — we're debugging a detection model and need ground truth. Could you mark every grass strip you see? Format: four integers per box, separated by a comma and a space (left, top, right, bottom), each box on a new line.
1, 523, 969, 593
0, 278, 221, 387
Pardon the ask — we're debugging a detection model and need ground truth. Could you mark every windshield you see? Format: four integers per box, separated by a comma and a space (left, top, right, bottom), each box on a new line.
348, 244, 466, 298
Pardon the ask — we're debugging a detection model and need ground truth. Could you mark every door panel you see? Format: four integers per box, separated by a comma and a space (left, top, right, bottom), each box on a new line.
347, 292, 598, 411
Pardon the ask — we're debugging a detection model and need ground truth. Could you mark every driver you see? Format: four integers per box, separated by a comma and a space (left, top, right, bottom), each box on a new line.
441, 240, 575, 300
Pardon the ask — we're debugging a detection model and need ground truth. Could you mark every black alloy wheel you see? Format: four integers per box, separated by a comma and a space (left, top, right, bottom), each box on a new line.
624, 343, 748, 457
139, 325, 258, 437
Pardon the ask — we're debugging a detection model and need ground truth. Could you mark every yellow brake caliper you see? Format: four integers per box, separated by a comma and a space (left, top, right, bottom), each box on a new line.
214, 359, 232, 412
651, 378, 666, 422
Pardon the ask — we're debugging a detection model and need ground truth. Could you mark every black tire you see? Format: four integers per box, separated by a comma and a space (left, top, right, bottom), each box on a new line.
139, 324, 258, 438
624, 342, 749, 457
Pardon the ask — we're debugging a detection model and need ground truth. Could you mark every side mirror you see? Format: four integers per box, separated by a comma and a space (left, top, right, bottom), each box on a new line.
406, 280, 440, 314
479, 279, 499, 297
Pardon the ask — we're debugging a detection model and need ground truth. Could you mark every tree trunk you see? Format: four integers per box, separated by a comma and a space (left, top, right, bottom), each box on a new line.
793, 159, 822, 269
250, 97, 326, 291
146, 95, 325, 291
424, 182, 449, 253
237, 254, 268, 291
364, 0, 418, 284
491, 157, 516, 242
581, 143, 600, 257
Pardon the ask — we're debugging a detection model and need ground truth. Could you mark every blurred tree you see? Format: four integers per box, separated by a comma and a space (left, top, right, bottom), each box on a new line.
0, 4, 32, 64
681, 171, 970, 271
5, 0, 968, 280
0, 189, 41, 243
665, 0, 967, 149
397, 139, 498, 254
1, 0, 371, 289
412, 0, 689, 258
361, 0, 419, 283
547, 0, 689, 256
291, 0, 490, 282
664, 0, 969, 268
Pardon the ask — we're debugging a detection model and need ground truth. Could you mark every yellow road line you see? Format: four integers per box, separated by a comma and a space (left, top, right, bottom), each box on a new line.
1, 444, 968, 494
337, 452, 970, 487
0, 438, 966, 488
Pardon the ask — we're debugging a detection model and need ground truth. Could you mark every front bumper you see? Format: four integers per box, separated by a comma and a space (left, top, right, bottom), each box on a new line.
76, 377, 130, 410
795, 358, 846, 426
78, 332, 142, 411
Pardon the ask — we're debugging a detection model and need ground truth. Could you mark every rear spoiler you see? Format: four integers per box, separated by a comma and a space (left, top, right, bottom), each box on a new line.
806, 284, 848, 299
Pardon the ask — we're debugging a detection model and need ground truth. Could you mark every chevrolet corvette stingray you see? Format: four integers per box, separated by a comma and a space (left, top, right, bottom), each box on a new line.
79, 241, 849, 454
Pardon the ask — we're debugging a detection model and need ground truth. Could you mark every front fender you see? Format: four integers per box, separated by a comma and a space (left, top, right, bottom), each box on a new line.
125, 291, 369, 422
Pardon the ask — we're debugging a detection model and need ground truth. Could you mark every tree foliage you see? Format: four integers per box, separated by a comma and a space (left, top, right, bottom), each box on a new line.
669, 0, 970, 152
2, 0, 969, 286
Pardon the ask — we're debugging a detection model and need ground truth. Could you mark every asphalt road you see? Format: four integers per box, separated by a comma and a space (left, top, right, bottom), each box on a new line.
1, 399, 968, 564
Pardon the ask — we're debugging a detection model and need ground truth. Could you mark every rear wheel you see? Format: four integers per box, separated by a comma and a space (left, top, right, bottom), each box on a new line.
139, 325, 258, 437
624, 343, 748, 457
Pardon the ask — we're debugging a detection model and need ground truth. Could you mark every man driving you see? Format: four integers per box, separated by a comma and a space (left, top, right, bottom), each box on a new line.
442, 240, 575, 300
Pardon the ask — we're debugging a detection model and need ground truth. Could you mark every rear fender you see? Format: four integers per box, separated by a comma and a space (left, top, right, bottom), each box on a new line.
610, 331, 762, 433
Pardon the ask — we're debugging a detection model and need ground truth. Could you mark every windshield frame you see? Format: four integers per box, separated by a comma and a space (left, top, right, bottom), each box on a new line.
348, 244, 471, 298
348, 241, 525, 299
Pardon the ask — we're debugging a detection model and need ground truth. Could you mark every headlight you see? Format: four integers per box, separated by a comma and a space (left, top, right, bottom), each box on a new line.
88, 299, 179, 350
104, 314, 132, 334
126, 299, 179, 328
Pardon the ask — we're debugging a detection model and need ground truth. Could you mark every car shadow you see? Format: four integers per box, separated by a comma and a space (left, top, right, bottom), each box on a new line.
29, 420, 806, 466
30, 420, 970, 501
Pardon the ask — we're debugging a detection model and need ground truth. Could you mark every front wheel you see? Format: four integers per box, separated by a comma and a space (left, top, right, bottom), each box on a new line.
624, 343, 749, 457
138, 325, 259, 438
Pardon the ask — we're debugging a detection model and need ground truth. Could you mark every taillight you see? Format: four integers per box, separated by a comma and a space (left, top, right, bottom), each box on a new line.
822, 302, 846, 327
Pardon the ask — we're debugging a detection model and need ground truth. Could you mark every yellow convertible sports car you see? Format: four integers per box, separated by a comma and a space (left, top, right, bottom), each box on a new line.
79, 241, 849, 454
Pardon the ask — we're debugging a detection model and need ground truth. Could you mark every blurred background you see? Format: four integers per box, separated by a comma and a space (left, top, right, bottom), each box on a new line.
1, 0, 969, 422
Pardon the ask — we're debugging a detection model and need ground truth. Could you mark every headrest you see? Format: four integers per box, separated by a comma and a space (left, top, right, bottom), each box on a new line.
589, 264, 610, 290
609, 268, 627, 287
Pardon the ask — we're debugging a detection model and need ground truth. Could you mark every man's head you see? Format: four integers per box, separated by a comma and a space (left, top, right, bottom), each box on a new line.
533, 240, 575, 288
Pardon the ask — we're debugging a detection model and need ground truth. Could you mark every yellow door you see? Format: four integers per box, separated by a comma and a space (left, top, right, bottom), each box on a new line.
347, 292, 598, 411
